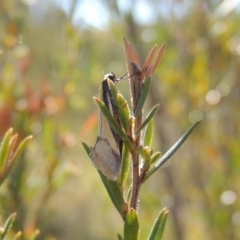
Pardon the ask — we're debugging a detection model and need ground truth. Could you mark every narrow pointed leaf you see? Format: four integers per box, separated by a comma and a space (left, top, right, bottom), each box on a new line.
117, 233, 123, 240
141, 45, 157, 75
0, 128, 13, 170
81, 142, 91, 154
82, 142, 125, 218
98, 171, 125, 218
120, 145, 131, 188
130, 62, 142, 115
1, 213, 16, 239
124, 209, 139, 240
7, 134, 18, 158
147, 208, 168, 240
134, 77, 152, 118
144, 119, 153, 147
156, 209, 168, 240
0, 134, 18, 173
29, 229, 40, 240
136, 104, 159, 136
148, 44, 165, 77
107, 78, 119, 106
0, 135, 32, 186
142, 121, 201, 183
94, 97, 134, 151
117, 93, 131, 135
123, 38, 140, 66
10, 135, 32, 167
13, 232, 22, 240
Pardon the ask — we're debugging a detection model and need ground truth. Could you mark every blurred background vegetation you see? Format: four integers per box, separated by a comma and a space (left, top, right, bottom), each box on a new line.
0, 0, 240, 239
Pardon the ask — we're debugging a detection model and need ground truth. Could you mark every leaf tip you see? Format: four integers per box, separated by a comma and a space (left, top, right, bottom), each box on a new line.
26, 135, 33, 140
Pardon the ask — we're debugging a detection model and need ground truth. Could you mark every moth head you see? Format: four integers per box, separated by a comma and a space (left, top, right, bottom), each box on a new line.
104, 72, 129, 83
104, 72, 116, 82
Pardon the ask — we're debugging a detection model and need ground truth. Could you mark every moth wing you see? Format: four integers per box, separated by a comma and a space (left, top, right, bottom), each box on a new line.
99, 80, 121, 154
90, 137, 121, 180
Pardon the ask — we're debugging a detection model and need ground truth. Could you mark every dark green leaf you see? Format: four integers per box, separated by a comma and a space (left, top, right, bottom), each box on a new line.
147, 208, 168, 240
98, 171, 126, 218
82, 142, 126, 218
81, 141, 91, 155
117, 233, 123, 240
136, 104, 159, 136
142, 121, 201, 183
134, 77, 152, 118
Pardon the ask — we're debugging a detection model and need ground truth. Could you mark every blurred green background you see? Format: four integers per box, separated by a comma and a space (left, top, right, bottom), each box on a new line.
0, 0, 240, 239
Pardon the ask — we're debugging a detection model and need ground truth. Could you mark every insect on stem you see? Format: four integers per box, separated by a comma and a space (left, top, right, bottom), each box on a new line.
89, 72, 126, 180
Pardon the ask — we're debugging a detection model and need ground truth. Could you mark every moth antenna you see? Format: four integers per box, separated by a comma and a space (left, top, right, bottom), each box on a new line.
115, 72, 135, 82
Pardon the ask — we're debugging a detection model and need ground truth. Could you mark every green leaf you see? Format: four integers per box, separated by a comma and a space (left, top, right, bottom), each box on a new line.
137, 146, 152, 172
13, 232, 22, 240
144, 119, 153, 147
120, 145, 131, 188
0, 134, 32, 187
98, 171, 126, 218
142, 147, 152, 169
117, 93, 131, 135
151, 152, 161, 164
94, 97, 134, 151
81, 141, 91, 155
134, 77, 152, 118
147, 208, 168, 240
142, 120, 201, 183
156, 210, 168, 240
10, 135, 32, 166
1, 212, 16, 239
136, 104, 159, 136
136, 146, 151, 162
0, 128, 13, 171
124, 209, 139, 240
107, 78, 119, 106
126, 185, 132, 203
29, 229, 40, 240
82, 142, 126, 218
117, 233, 123, 240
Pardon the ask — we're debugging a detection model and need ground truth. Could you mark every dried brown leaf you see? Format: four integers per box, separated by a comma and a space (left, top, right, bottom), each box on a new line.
147, 44, 165, 77
141, 45, 157, 80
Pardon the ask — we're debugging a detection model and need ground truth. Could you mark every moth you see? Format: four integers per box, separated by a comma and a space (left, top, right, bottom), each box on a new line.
90, 72, 123, 180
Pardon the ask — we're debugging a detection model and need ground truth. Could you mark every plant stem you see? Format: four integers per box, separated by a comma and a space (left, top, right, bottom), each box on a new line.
130, 150, 140, 209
